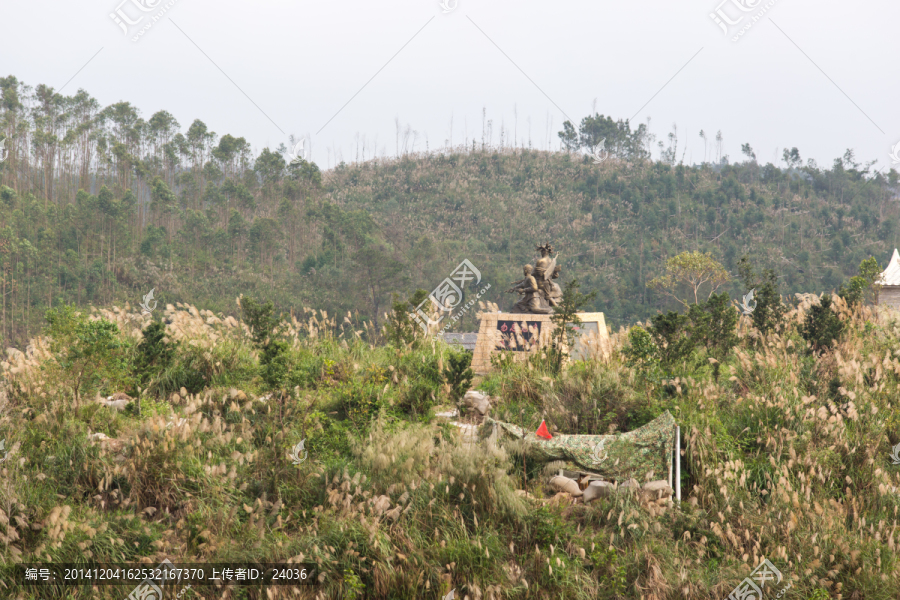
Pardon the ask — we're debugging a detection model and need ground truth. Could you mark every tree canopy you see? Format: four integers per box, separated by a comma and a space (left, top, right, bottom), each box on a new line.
647, 251, 730, 307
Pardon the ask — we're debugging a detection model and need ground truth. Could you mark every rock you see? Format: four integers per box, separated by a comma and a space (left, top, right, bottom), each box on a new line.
547, 492, 577, 507
100, 399, 130, 411
88, 432, 125, 454
582, 481, 614, 503
462, 390, 491, 415
641, 480, 674, 500
617, 478, 640, 494
99, 392, 132, 410
549, 475, 583, 497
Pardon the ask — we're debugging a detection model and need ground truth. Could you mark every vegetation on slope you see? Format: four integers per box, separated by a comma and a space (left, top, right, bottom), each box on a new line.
0, 277, 899, 598
2, 74, 899, 346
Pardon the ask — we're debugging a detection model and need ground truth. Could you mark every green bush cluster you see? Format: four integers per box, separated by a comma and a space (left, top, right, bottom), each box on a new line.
44, 305, 132, 402
442, 350, 474, 404
737, 256, 786, 335
800, 295, 844, 353
625, 291, 738, 378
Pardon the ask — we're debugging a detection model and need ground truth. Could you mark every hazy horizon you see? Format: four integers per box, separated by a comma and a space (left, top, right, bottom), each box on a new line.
2, 0, 898, 171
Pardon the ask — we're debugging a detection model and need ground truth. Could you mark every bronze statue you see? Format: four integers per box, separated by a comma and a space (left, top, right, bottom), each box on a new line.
506, 264, 535, 295
539, 265, 563, 308
505, 244, 562, 314
533, 243, 556, 282
505, 264, 549, 314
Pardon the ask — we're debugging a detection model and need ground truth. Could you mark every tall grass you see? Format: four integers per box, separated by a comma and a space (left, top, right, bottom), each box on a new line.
0, 297, 899, 598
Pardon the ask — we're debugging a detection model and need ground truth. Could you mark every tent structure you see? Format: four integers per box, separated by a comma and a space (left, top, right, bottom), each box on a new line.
480, 411, 681, 501
878, 249, 900, 309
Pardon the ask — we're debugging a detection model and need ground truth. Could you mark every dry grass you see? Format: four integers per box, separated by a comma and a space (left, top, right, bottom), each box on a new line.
0, 298, 899, 598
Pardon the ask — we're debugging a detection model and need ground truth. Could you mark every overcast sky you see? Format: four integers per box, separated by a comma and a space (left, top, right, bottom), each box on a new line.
2, 0, 897, 172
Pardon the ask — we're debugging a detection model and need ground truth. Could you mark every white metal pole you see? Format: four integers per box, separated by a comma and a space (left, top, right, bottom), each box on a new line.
668, 426, 673, 489
675, 425, 681, 504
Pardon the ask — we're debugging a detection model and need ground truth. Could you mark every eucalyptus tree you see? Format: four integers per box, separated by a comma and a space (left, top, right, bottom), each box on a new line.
148, 110, 180, 188
100, 101, 142, 192
253, 147, 286, 208
185, 119, 217, 208
32, 84, 65, 205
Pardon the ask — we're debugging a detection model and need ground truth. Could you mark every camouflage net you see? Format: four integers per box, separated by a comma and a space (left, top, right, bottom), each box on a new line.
480, 410, 677, 481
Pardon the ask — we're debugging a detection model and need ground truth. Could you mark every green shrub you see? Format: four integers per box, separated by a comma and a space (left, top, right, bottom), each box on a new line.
738, 256, 785, 334
155, 337, 256, 395
343, 568, 366, 599
687, 292, 738, 362
624, 326, 656, 365
133, 320, 176, 395
260, 338, 291, 390
240, 295, 280, 346
338, 382, 383, 426
648, 310, 693, 371
383, 289, 429, 347
636, 293, 737, 380
289, 349, 327, 389
839, 256, 881, 306
45, 305, 131, 401
800, 295, 844, 353
590, 547, 628, 599
240, 295, 291, 391
442, 349, 474, 404
395, 351, 443, 417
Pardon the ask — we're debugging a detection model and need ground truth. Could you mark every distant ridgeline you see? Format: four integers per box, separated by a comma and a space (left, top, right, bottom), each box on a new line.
0, 74, 898, 346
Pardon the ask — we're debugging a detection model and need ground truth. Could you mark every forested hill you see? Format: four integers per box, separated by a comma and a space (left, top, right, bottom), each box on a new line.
1, 74, 899, 346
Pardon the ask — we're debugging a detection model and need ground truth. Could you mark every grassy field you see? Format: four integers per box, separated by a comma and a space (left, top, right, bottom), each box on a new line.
0, 295, 899, 599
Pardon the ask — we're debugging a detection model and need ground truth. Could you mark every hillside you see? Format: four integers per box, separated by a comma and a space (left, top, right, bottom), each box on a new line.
1, 75, 899, 346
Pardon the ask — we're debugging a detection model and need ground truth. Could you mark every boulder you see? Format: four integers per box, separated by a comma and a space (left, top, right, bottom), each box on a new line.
641, 480, 674, 501
617, 478, 640, 494
547, 492, 577, 507
582, 481, 614, 503
462, 391, 491, 416
549, 475, 583, 497
101, 399, 130, 411
514, 490, 537, 501
88, 431, 126, 454
99, 392, 132, 411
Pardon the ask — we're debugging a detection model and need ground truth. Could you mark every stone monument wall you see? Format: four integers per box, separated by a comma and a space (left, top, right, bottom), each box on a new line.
471, 312, 610, 374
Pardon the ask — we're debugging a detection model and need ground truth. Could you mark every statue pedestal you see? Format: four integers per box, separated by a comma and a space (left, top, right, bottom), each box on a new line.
471, 312, 610, 374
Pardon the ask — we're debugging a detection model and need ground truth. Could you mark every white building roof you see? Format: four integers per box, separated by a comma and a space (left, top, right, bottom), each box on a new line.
879, 249, 900, 286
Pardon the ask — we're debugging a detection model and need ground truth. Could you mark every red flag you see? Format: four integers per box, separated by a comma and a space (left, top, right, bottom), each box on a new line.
535, 420, 552, 440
